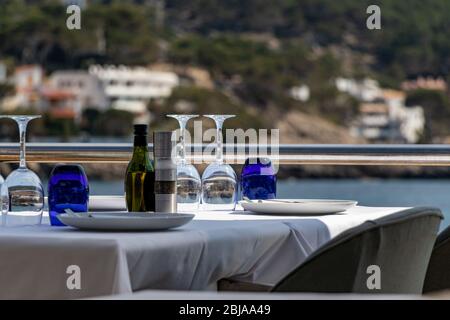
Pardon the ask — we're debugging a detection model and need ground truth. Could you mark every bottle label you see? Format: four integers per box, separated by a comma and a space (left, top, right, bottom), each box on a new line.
155, 181, 176, 194
155, 169, 176, 181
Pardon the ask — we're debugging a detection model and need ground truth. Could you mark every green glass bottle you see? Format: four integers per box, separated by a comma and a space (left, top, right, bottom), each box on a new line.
125, 124, 155, 212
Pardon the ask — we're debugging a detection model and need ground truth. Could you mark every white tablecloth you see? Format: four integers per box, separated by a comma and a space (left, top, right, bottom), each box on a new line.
0, 206, 410, 299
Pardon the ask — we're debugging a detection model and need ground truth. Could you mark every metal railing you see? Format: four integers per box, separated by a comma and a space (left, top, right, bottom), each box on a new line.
2, 143, 450, 166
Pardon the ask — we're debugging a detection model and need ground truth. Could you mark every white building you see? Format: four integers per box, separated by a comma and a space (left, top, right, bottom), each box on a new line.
0, 62, 7, 83
87, 65, 178, 123
402, 76, 447, 92
382, 90, 424, 143
49, 71, 108, 110
336, 77, 382, 102
1, 65, 43, 111
351, 90, 425, 143
289, 85, 310, 102
88, 65, 179, 105
351, 103, 393, 141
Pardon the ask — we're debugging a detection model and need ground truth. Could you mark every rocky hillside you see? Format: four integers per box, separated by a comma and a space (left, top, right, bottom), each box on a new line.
276, 110, 364, 144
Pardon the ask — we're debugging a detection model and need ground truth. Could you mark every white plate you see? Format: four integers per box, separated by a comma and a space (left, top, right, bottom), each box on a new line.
88, 196, 127, 211
57, 212, 195, 231
239, 199, 358, 215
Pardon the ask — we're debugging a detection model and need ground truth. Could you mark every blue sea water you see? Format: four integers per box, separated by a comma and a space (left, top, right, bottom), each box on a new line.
88, 178, 450, 230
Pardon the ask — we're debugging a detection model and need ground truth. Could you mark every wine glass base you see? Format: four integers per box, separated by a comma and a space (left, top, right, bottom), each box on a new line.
177, 202, 200, 213
201, 203, 236, 211
2, 212, 43, 227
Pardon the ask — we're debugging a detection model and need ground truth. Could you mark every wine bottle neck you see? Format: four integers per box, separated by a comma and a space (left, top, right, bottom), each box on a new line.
131, 136, 150, 163
133, 135, 148, 147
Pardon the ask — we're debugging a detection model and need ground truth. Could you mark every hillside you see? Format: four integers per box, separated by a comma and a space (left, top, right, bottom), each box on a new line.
1, 1, 450, 142
166, 0, 450, 82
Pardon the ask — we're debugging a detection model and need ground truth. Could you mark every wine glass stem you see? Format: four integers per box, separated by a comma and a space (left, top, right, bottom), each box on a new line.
216, 125, 223, 164
18, 120, 27, 169
179, 121, 187, 166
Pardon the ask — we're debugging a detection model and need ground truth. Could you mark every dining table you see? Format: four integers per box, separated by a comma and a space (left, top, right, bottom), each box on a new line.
0, 204, 416, 299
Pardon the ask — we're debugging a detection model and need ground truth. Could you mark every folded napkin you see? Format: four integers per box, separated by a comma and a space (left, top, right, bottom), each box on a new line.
89, 196, 127, 211
44, 196, 127, 212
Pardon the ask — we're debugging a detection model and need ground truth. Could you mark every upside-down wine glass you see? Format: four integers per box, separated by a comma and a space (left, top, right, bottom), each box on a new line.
201, 115, 237, 211
167, 114, 201, 212
0, 115, 44, 227
0, 174, 4, 225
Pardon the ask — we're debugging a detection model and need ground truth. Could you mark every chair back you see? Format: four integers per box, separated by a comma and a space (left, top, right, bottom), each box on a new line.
423, 225, 450, 293
273, 208, 443, 294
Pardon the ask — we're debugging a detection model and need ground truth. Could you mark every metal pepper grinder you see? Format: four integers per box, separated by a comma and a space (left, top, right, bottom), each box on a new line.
153, 131, 177, 213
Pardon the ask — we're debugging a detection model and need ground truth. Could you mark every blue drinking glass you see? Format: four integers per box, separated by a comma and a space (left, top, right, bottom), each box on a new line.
48, 164, 89, 226
241, 157, 276, 200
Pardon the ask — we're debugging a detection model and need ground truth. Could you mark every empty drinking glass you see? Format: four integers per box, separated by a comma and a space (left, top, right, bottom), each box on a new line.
167, 114, 201, 212
241, 157, 276, 200
0, 174, 5, 226
0, 115, 44, 227
0, 174, 4, 192
201, 115, 237, 211
48, 164, 89, 226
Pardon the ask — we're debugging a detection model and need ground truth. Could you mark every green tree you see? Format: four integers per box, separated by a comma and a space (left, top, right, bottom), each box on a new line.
406, 90, 450, 140
94, 109, 134, 137
0, 83, 14, 99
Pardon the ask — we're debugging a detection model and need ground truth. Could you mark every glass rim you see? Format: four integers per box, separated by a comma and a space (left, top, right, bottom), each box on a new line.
0, 114, 41, 119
